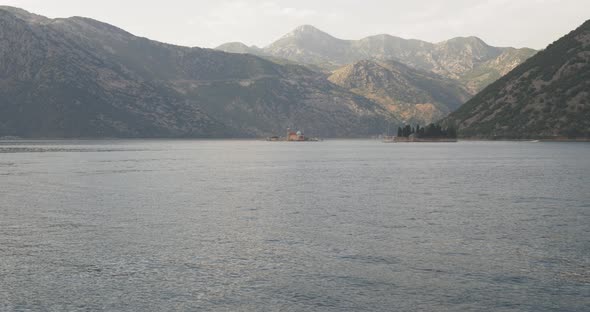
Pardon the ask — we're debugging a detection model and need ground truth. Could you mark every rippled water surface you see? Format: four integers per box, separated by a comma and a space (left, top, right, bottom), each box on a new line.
1, 140, 589, 311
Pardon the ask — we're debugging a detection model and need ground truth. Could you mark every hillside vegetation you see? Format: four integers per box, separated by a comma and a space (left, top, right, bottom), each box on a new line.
443, 20, 590, 138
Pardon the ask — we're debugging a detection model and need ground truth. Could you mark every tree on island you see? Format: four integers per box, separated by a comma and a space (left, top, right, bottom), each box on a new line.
396, 123, 457, 139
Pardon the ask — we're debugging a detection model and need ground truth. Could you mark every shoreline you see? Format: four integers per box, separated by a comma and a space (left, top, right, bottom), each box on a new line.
1, 137, 590, 142
459, 138, 590, 142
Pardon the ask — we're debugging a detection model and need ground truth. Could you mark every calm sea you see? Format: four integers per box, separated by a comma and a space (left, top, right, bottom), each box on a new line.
1, 140, 589, 311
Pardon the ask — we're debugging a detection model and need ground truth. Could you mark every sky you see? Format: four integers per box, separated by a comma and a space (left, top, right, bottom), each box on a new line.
1, 0, 588, 49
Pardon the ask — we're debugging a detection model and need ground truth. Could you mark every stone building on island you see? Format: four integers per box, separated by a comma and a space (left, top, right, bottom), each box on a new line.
287, 129, 306, 141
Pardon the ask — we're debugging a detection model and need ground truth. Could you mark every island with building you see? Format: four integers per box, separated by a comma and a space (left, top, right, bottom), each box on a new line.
266, 129, 321, 142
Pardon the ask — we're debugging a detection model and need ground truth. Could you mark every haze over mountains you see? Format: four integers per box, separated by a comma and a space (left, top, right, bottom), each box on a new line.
217, 25, 537, 125
216, 25, 536, 92
0, 6, 587, 139
0, 6, 394, 138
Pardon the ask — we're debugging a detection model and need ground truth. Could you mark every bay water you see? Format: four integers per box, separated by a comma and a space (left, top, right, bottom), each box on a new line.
1, 140, 588, 311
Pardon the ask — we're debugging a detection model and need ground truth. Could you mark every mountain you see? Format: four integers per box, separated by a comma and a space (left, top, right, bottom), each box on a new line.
459, 47, 538, 93
217, 25, 537, 92
215, 26, 536, 125
443, 20, 590, 139
215, 42, 264, 55
263, 25, 351, 68
429, 36, 502, 79
0, 7, 397, 138
214, 41, 323, 70
328, 60, 471, 124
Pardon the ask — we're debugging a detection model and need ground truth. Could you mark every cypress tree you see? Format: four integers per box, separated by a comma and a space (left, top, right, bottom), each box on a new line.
403, 125, 412, 137
448, 127, 457, 138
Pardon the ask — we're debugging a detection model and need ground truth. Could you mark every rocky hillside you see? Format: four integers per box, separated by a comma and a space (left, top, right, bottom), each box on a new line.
216, 25, 536, 124
217, 25, 536, 92
459, 47, 538, 93
264, 25, 352, 68
0, 7, 396, 138
215, 42, 264, 55
328, 60, 471, 124
443, 20, 590, 139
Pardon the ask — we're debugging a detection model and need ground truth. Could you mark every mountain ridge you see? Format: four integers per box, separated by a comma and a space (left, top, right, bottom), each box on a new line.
443, 19, 590, 138
328, 59, 471, 124
0, 7, 397, 138
216, 25, 537, 91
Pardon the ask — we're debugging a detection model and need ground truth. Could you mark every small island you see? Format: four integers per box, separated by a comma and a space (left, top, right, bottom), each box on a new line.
266, 129, 321, 142
385, 124, 458, 142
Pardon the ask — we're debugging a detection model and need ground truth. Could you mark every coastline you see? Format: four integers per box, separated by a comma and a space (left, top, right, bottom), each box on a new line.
459, 137, 590, 142
2, 136, 590, 142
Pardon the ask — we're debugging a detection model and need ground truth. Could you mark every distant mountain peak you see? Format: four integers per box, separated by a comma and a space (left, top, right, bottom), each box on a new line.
282, 24, 335, 40
215, 42, 262, 55
292, 24, 324, 33
366, 34, 397, 40
265, 24, 344, 63
440, 36, 489, 47
217, 42, 250, 49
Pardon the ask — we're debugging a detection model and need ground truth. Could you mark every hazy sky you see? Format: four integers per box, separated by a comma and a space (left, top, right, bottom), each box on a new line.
2, 0, 588, 49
